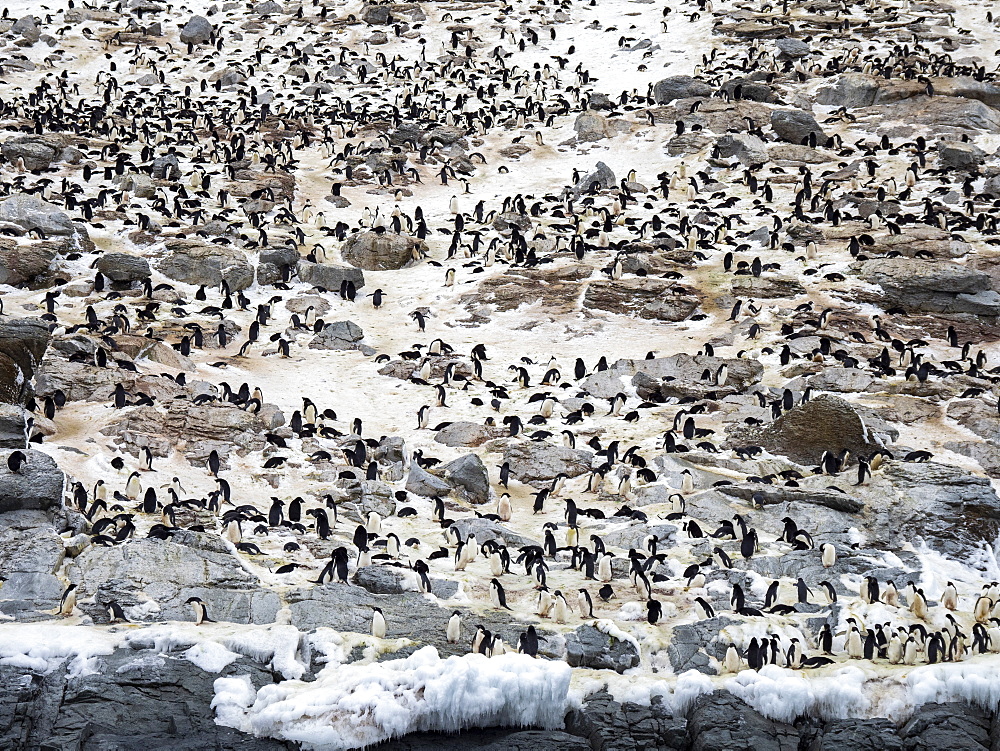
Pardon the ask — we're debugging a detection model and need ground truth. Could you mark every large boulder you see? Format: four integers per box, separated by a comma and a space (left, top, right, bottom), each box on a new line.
0, 193, 80, 237
873, 97, 1000, 134
503, 442, 593, 484
770, 109, 826, 144
308, 320, 366, 351
622, 354, 764, 401
0, 317, 51, 405
583, 279, 699, 322
0, 449, 64, 512
815, 73, 881, 108
859, 258, 1000, 315
340, 231, 425, 270
937, 140, 985, 170
1, 139, 57, 171
96, 252, 151, 283
730, 394, 883, 466
715, 133, 768, 165
564, 624, 640, 673
158, 240, 253, 290
296, 260, 365, 291
68, 533, 280, 623
572, 161, 616, 196
653, 76, 713, 104
0, 403, 27, 448
574, 111, 614, 142
179, 15, 213, 44
439, 453, 490, 504
0, 240, 56, 287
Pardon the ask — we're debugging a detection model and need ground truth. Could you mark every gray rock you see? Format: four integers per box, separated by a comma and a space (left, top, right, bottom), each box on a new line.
715, 133, 768, 165
309, 320, 365, 351
624, 354, 764, 401
150, 153, 180, 179
405, 464, 453, 497
859, 258, 999, 314
0, 403, 27, 448
158, 241, 253, 291
0, 571, 63, 619
938, 140, 986, 170
253, 0, 283, 13
1, 140, 56, 171
728, 394, 882, 466
0, 449, 64, 512
67, 535, 280, 623
0, 193, 80, 237
354, 565, 458, 599
564, 624, 640, 673
574, 111, 613, 142
811, 718, 903, 750
296, 260, 365, 291
503, 442, 593, 484
775, 38, 809, 58
449, 517, 539, 548
653, 76, 713, 104
440, 453, 490, 504
686, 691, 799, 751
898, 702, 992, 751
817, 77, 879, 110
434, 421, 505, 447
572, 161, 616, 196
341, 231, 425, 271
770, 109, 826, 144
179, 15, 213, 44
96, 252, 151, 283
0, 510, 65, 577
564, 691, 687, 751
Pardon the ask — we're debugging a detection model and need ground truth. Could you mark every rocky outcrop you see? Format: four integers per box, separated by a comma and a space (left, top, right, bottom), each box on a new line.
341, 231, 426, 270
859, 258, 1000, 315
158, 240, 253, 291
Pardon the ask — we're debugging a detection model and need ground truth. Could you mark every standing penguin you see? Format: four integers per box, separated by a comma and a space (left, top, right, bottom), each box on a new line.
447, 611, 462, 643
490, 578, 511, 610
820, 542, 836, 568
58, 584, 78, 617
371, 607, 386, 638
186, 596, 214, 625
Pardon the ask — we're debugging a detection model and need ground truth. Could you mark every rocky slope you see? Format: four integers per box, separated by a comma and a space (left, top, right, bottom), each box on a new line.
3, 0, 1000, 747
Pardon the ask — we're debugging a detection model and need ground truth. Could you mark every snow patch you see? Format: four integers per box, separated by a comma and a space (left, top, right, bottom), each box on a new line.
213, 645, 572, 750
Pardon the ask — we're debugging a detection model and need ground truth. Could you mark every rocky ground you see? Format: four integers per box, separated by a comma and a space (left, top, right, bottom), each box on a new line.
3, 0, 1000, 747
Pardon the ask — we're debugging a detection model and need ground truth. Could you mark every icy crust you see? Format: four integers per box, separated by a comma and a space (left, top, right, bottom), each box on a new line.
212, 646, 573, 750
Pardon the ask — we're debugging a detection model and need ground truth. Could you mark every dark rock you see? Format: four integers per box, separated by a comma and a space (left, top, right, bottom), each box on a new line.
0, 449, 64, 513
938, 140, 986, 170
770, 109, 826, 144
653, 76, 713, 104
341, 231, 426, 271
440, 453, 490, 504
564, 624, 639, 673
179, 14, 213, 44
309, 320, 366, 351
730, 394, 882, 466
96, 252, 151, 283
503, 442, 593, 484
296, 260, 365, 291
808, 718, 902, 750
899, 702, 992, 751
686, 690, 799, 751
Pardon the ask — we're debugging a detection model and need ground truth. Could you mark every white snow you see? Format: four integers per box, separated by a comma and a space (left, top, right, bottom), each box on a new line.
213, 646, 572, 750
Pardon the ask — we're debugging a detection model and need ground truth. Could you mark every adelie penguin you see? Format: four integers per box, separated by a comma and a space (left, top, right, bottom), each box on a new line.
186, 596, 214, 625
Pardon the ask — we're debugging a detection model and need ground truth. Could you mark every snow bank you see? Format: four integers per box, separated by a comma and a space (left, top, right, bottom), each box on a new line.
0, 624, 123, 677
213, 646, 573, 750
726, 665, 871, 724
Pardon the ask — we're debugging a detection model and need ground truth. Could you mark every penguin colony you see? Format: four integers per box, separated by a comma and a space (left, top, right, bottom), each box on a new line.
3, 0, 1000, 707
